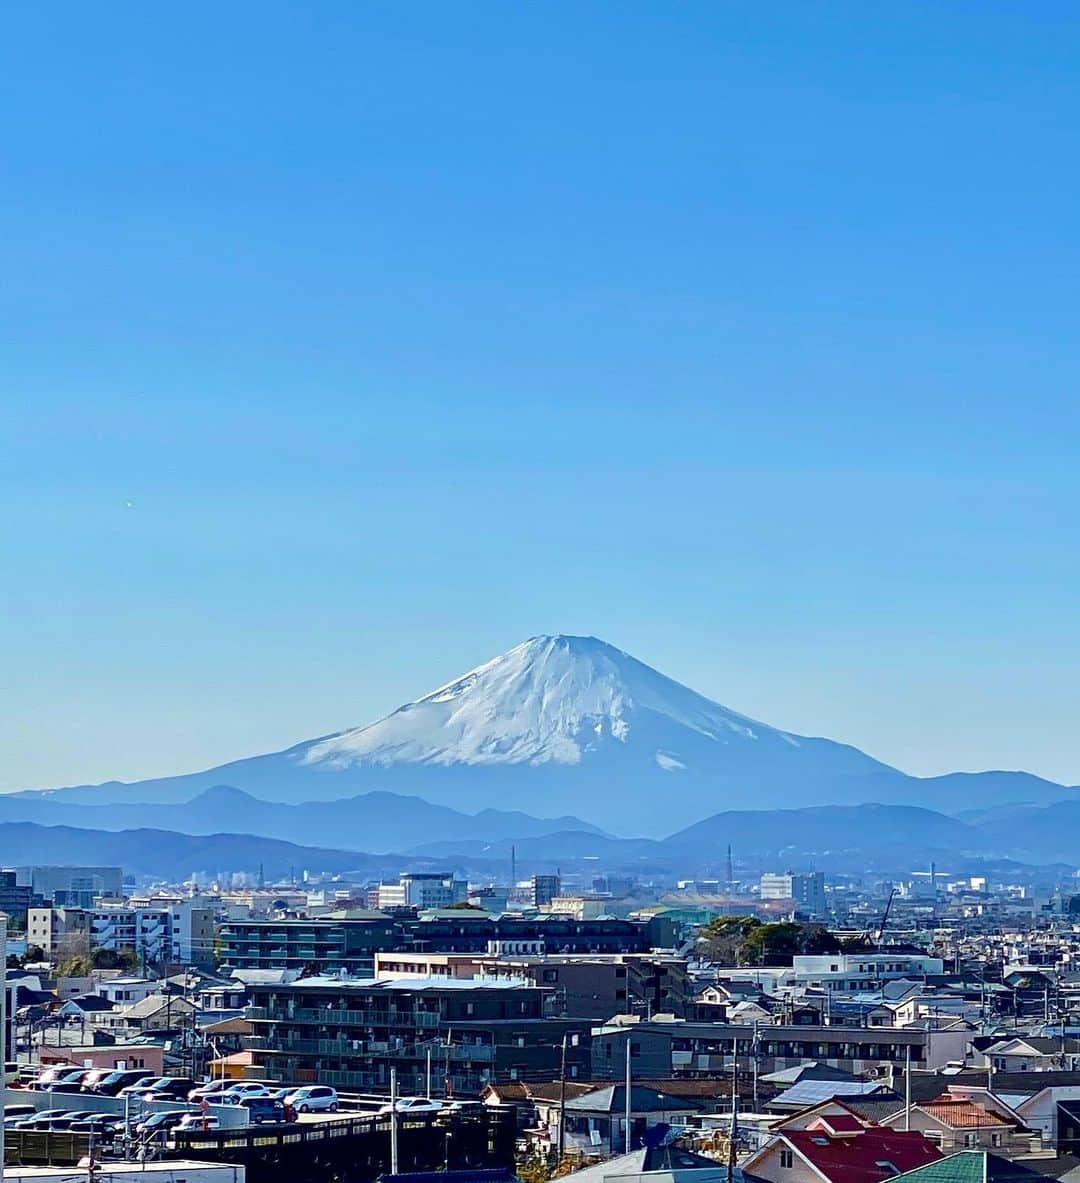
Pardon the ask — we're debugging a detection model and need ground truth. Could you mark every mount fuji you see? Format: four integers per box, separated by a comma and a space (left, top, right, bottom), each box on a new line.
15, 634, 1075, 833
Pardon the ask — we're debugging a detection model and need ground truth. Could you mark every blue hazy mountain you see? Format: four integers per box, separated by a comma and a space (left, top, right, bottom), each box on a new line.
14, 635, 1076, 834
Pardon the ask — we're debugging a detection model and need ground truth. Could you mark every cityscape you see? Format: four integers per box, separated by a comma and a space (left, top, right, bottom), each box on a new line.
6, 4, 1080, 1183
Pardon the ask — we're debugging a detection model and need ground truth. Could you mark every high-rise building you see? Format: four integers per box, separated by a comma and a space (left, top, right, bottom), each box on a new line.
0, 870, 34, 922
531, 874, 561, 908
17, 866, 122, 908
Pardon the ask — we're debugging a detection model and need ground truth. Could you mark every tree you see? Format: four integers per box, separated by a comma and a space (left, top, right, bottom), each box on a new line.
699, 915, 760, 964
91, 947, 138, 971
736, 921, 841, 966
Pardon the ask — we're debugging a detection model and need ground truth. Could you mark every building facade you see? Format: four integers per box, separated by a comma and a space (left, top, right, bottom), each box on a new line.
245, 975, 590, 1095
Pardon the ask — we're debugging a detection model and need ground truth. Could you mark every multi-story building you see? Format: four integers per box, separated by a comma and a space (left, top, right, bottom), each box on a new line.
90, 901, 216, 968
220, 912, 399, 976
376, 873, 467, 911
245, 975, 590, 1095
792, 951, 945, 991
374, 951, 692, 1020
17, 866, 122, 908
0, 870, 34, 922
589, 1018, 971, 1077
759, 871, 827, 916
547, 895, 612, 921
219, 913, 653, 976
27, 906, 91, 960
531, 875, 561, 908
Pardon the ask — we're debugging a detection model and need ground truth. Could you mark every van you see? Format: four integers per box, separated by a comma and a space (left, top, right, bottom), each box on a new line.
236, 1096, 288, 1125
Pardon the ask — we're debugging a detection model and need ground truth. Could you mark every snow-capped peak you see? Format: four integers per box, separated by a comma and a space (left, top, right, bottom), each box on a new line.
297, 634, 799, 772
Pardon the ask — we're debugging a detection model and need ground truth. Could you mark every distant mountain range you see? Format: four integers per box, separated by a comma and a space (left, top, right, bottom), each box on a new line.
0, 784, 601, 855
15, 634, 1078, 834
7, 798, 1080, 884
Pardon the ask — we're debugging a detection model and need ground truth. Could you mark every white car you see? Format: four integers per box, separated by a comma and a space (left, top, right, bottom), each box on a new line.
379, 1096, 441, 1116
175, 1113, 221, 1132
284, 1085, 339, 1113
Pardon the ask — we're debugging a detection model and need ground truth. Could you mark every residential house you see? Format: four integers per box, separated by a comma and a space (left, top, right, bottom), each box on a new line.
540, 1084, 696, 1157
890, 1150, 1054, 1183
978, 1037, 1080, 1074
740, 1112, 942, 1183
881, 1092, 1037, 1157
558, 1144, 733, 1183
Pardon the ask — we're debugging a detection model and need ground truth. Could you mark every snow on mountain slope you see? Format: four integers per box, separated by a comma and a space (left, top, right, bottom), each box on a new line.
298, 635, 800, 771
15, 634, 1074, 833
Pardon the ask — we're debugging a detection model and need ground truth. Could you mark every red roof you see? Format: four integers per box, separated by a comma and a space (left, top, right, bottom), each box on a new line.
782, 1126, 942, 1183
809, 1114, 867, 1135
919, 1096, 1010, 1129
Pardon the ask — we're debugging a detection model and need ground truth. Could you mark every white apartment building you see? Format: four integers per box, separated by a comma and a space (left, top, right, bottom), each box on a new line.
90, 901, 215, 968
793, 951, 945, 991
376, 873, 467, 910
759, 871, 827, 916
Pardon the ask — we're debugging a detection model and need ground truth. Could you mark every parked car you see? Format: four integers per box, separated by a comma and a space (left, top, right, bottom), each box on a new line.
266, 1087, 294, 1102
68, 1116, 123, 1143
188, 1080, 271, 1104
175, 1113, 221, 1132
21, 1110, 99, 1130
441, 1100, 483, 1113
14, 1109, 77, 1129
139, 1077, 196, 1101
17, 1066, 40, 1086
116, 1076, 163, 1098
135, 1110, 195, 1138
33, 1067, 91, 1093
284, 1085, 339, 1114
236, 1096, 288, 1125
4, 1061, 19, 1085
4, 1104, 36, 1119
91, 1069, 162, 1096
378, 1096, 441, 1116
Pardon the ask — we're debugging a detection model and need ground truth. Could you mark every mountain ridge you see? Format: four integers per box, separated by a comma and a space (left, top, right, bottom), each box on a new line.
11, 634, 1077, 832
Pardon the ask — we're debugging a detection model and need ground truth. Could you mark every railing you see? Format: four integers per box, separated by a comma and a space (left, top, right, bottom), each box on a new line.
249, 1006, 441, 1028
250, 1036, 495, 1061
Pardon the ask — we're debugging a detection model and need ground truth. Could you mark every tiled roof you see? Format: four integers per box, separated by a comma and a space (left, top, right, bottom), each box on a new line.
919, 1097, 1010, 1129
781, 1126, 942, 1183
893, 1150, 1051, 1183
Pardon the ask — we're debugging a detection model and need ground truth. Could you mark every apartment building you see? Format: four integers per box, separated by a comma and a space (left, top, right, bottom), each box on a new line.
27, 906, 90, 959
220, 913, 654, 977
90, 901, 216, 968
374, 951, 692, 1020
760, 872, 827, 917
376, 873, 468, 910
589, 1018, 971, 1077
792, 951, 945, 991
245, 975, 590, 1095
220, 912, 399, 976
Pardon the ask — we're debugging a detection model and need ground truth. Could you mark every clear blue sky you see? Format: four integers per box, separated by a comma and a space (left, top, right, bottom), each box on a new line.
4, 2, 1080, 792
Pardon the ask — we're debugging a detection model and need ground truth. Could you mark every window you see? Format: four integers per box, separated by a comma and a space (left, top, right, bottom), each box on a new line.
964, 1134, 978, 1148
779, 1149, 794, 1169
991, 1134, 1002, 1148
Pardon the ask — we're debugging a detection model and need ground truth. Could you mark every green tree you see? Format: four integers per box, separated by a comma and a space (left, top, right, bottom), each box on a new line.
737, 921, 841, 966
698, 915, 760, 964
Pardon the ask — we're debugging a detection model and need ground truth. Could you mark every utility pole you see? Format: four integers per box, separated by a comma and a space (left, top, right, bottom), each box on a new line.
426, 1047, 432, 1100
558, 1033, 568, 1163
727, 1037, 738, 1183
625, 1036, 632, 1155
390, 1066, 399, 1175
904, 1044, 911, 1131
